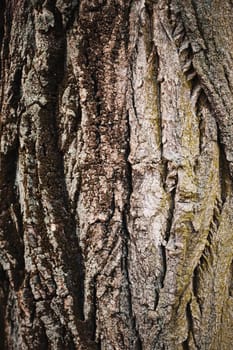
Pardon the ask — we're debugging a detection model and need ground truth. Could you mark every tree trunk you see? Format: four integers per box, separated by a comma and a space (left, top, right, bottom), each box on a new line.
1, 0, 233, 349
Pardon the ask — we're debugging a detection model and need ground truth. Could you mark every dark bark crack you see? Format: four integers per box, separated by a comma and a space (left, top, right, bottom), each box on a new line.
122, 112, 142, 348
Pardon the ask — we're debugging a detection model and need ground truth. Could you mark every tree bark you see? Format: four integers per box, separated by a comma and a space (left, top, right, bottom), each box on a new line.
0, 0, 233, 349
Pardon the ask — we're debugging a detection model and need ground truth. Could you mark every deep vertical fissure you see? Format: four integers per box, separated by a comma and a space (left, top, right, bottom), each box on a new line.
0, 0, 5, 81
47, 12, 86, 322
0, 265, 9, 350
217, 124, 232, 205
192, 265, 200, 306
122, 111, 142, 348
153, 45, 163, 160
185, 301, 199, 350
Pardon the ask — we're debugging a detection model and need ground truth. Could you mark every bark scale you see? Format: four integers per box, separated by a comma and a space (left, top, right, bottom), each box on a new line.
0, 0, 233, 349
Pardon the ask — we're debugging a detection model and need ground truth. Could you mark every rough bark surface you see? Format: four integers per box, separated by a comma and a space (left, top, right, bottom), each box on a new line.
0, 0, 233, 349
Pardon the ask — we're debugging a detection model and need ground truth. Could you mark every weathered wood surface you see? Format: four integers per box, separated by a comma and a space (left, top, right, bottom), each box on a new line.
0, 0, 233, 349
